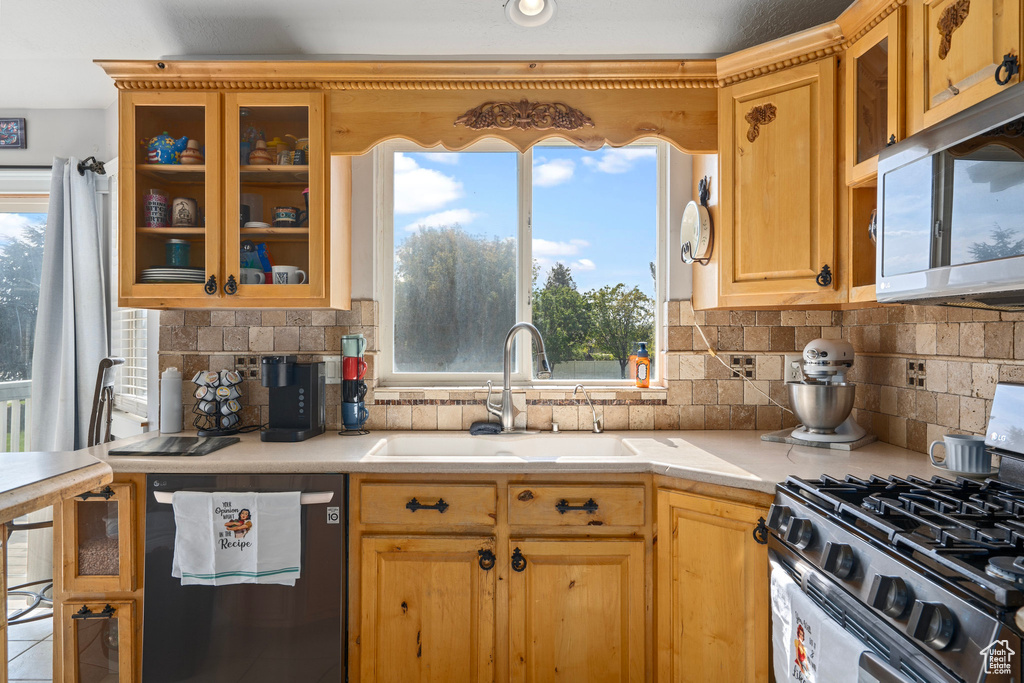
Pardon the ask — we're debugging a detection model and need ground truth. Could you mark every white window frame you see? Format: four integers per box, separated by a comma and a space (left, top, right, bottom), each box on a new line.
376, 139, 667, 388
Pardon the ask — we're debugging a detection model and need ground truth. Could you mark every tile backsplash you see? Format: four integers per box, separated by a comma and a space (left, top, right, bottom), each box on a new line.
159, 300, 1024, 453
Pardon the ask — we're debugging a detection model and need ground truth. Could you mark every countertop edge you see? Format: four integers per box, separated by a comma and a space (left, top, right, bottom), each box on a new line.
0, 460, 113, 525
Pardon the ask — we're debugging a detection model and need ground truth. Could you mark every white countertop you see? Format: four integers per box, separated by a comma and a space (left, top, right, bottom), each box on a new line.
0, 450, 113, 525
84, 430, 956, 494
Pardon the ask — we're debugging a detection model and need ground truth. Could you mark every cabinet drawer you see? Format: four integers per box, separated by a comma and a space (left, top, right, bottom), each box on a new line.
508, 485, 645, 528
359, 483, 497, 527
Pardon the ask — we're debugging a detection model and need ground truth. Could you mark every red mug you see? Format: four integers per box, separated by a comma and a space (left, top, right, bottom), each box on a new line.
343, 356, 367, 380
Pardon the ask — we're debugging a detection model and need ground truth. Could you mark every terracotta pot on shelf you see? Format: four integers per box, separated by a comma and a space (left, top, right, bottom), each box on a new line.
180, 139, 204, 165
248, 140, 273, 165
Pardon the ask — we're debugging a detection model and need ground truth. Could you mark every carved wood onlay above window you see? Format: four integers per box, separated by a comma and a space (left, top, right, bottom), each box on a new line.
936, 0, 970, 60
454, 100, 594, 132
744, 104, 778, 143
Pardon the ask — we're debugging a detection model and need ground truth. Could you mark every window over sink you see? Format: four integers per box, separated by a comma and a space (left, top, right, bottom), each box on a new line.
378, 139, 665, 386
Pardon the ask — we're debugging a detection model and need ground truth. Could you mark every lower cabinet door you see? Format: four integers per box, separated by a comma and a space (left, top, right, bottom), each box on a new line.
360, 536, 496, 683
60, 600, 135, 682
656, 489, 769, 682
508, 539, 645, 683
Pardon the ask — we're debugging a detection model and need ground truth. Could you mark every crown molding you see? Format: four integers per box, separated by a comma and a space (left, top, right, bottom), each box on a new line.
716, 22, 845, 87
95, 59, 719, 91
837, 0, 907, 49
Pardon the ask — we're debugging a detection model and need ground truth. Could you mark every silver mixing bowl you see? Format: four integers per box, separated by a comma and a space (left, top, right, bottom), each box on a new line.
787, 382, 856, 434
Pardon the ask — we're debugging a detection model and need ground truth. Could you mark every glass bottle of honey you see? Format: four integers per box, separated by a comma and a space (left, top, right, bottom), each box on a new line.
635, 342, 650, 388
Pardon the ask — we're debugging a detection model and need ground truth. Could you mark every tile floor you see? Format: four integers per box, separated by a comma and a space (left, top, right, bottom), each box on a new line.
6, 529, 53, 682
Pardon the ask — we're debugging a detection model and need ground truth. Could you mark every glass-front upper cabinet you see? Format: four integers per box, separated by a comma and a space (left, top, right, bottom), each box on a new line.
223, 93, 327, 302
845, 8, 904, 186
120, 92, 221, 306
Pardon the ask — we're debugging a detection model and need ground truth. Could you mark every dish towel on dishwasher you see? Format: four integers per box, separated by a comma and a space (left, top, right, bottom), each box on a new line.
171, 491, 302, 586
770, 565, 797, 680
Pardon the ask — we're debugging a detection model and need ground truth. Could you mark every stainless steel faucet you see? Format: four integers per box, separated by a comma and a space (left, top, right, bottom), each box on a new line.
485, 322, 552, 432
573, 384, 603, 433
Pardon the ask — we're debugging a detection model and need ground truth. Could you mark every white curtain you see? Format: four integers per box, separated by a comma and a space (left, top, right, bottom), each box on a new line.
30, 157, 110, 451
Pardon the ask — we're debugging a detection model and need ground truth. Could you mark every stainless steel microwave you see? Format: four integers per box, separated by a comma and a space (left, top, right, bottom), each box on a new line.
877, 81, 1024, 308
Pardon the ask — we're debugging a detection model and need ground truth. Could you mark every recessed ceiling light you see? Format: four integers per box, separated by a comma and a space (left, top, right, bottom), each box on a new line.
505, 0, 556, 27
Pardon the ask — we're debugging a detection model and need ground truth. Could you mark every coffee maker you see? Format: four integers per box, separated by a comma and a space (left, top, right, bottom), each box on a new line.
261, 356, 326, 442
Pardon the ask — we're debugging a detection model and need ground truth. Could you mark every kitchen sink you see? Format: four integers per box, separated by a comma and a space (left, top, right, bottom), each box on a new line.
364, 432, 639, 460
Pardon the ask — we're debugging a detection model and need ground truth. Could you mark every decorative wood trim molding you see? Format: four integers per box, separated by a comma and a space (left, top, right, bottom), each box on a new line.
837, 0, 907, 49
716, 22, 845, 86
744, 103, 777, 142
937, 0, 971, 60
96, 59, 719, 91
454, 99, 594, 131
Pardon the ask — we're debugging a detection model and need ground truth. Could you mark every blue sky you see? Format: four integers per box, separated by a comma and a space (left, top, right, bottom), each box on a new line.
0, 213, 45, 247
396, 145, 658, 294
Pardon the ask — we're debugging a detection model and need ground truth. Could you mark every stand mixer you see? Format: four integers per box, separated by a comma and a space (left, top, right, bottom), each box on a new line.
787, 338, 867, 443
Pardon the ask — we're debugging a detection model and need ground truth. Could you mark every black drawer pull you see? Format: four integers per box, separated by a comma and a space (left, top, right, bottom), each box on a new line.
72, 604, 116, 620
511, 547, 527, 572
752, 517, 769, 545
555, 498, 598, 514
478, 549, 496, 571
996, 53, 1019, 86
78, 486, 115, 501
406, 497, 449, 513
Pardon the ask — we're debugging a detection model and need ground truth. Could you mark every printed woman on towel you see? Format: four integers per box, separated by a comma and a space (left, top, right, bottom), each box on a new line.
225, 509, 252, 538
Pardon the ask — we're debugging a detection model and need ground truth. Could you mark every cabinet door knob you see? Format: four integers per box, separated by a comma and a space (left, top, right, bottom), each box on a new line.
204, 274, 217, 295
478, 549, 496, 571
996, 53, 1020, 86
224, 275, 238, 295
511, 547, 527, 572
815, 264, 833, 287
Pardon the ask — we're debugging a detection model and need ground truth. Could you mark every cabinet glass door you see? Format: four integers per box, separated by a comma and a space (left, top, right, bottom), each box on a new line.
62, 601, 135, 683
224, 93, 325, 301
61, 483, 135, 593
121, 92, 221, 303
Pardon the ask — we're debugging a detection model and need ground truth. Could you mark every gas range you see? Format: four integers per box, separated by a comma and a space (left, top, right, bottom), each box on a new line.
767, 382, 1024, 683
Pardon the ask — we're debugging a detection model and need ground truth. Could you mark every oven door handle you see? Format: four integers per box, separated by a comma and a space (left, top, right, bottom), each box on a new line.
152, 491, 334, 505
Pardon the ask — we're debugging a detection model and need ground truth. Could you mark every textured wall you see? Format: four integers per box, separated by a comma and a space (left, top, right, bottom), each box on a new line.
158, 300, 1016, 453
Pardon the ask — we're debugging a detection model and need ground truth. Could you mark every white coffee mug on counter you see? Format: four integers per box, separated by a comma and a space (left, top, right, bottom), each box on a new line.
239, 267, 264, 284
272, 265, 306, 285
929, 434, 991, 473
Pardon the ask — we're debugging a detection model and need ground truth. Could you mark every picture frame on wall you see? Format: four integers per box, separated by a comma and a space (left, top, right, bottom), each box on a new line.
0, 118, 27, 149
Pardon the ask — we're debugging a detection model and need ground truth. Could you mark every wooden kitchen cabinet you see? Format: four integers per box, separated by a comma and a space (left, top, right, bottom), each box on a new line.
118, 89, 350, 309
507, 539, 645, 683
60, 600, 136, 683
656, 486, 771, 683
910, 0, 1021, 132
845, 7, 905, 186
716, 58, 841, 308
60, 482, 135, 594
359, 536, 497, 682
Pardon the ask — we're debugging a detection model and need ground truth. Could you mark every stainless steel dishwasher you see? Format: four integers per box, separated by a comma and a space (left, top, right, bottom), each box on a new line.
142, 473, 346, 682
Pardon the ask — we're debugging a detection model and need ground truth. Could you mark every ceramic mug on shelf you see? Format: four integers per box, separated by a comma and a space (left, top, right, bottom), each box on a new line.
343, 379, 367, 403
342, 400, 369, 431
273, 206, 300, 227
271, 265, 306, 285
239, 267, 265, 285
341, 334, 366, 357
342, 356, 367, 381
171, 197, 198, 228
929, 434, 991, 473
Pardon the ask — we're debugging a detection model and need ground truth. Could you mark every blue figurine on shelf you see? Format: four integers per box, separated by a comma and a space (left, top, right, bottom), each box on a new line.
141, 132, 189, 164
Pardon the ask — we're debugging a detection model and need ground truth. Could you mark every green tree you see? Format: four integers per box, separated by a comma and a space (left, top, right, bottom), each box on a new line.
968, 225, 1024, 261
586, 284, 654, 378
0, 222, 45, 381
394, 224, 516, 372
533, 263, 589, 370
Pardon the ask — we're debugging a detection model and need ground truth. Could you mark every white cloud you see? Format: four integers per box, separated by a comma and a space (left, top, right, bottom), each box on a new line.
582, 147, 657, 174
394, 152, 464, 214
533, 158, 575, 187
419, 153, 460, 165
0, 213, 40, 242
532, 238, 589, 257
403, 208, 480, 232
572, 258, 596, 271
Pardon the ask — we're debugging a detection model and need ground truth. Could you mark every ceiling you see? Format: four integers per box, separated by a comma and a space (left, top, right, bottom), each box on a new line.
1, 0, 853, 110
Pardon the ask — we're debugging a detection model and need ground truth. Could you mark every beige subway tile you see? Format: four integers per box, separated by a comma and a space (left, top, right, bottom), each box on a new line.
679, 355, 705, 380
336, 307, 360, 326
770, 327, 797, 351
936, 323, 960, 356
550, 405, 579, 431
161, 310, 185, 326
385, 405, 412, 430
821, 326, 842, 340
718, 379, 744, 405
880, 386, 897, 415
744, 327, 770, 351
795, 327, 822, 349
731, 405, 757, 429
411, 405, 438, 430
678, 301, 696, 326
184, 310, 210, 326
731, 310, 756, 326
781, 311, 806, 326
756, 405, 782, 431
361, 300, 377, 326
603, 405, 629, 430
1016, 323, 1024, 360
437, 405, 463, 430
299, 326, 326, 351
916, 392, 937, 423
628, 405, 654, 430
312, 310, 337, 327
915, 324, 936, 355
692, 325, 717, 351
972, 362, 999, 399
925, 360, 947, 393
705, 310, 730, 326
936, 393, 959, 428
756, 311, 781, 327
705, 405, 731, 429
261, 310, 286, 327
662, 353, 680, 380
756, 355, 783, 381
274, 327, 300, 351
665, 300, 680, 327
946, 361, 972, 395
887, 416, 908, 448
223, 327, 248, 352
667, 380, 692, 405
197, 326, 224, 352
668, 326, 693, 351
286, 310, 313, 327
654, 405, 679, 430
462, 404, 488, 430
926, 423, 947, 448
960, 323, 985, 358
526, 405, 553, 431
208, 311, 234, 327
718, 327, 743, 351
985, 322, 1014, 359
805, 311, 831, 326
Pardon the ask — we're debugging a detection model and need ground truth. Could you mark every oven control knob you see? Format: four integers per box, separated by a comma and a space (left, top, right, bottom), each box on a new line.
784, 517, 814, 549
908, 601, 956, 651
868, 575, 910, 618
765, 504, 792, 533
821, 542, 856, 579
